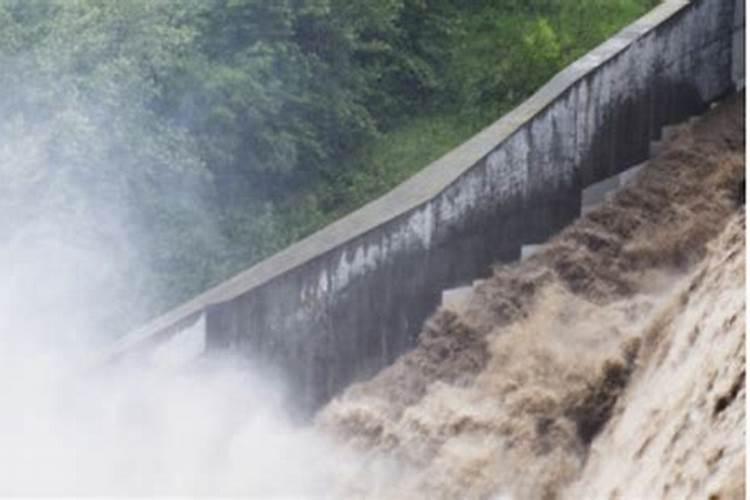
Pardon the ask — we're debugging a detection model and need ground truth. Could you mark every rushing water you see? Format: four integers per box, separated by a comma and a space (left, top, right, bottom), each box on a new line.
317, 93, 745, 499
0, 94, 742, 497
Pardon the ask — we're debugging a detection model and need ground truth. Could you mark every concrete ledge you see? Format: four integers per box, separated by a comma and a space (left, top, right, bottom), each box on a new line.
582, 176, 621, 207
441, 286, 473, 312
619, 163, 645, 186
521, 245, 545, 260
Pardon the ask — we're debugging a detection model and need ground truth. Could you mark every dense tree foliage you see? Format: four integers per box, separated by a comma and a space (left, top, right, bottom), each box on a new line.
0, 0, 655, 335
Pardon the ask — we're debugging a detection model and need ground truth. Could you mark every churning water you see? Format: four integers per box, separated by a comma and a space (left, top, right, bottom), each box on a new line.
0, 94, 743, 498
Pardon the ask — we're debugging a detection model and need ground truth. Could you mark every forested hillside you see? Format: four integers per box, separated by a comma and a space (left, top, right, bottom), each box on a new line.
0, 0, 655, 336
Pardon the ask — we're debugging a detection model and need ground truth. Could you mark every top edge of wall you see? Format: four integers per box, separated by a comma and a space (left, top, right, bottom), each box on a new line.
108, 0, 701, 355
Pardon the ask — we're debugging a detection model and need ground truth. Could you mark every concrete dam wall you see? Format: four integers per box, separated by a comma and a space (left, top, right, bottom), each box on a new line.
109, 0, 745, 414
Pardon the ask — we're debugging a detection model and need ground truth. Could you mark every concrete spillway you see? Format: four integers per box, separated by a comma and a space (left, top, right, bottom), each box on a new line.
318, 92, 745, 499
107, 0, 745, 416
441, 122, 670, 309
440, 114, 716, 311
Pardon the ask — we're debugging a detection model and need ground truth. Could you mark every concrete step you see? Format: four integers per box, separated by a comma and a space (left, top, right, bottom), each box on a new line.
662, 124, 681, 141
580, 161, 646, 215
441, 286, 472, 312
650, 118, 692, 156
581, 202, 600, 215
619, 162, 645, 187
521, 244, 545, 260
582, 175, 621, 207
650, 139, 663, 156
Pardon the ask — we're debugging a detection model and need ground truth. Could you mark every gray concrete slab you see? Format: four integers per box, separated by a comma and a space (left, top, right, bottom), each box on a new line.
521, 244, 545, 260
582, 176, 621, 207
619, 163, 646, 187
441, 286, 472, 312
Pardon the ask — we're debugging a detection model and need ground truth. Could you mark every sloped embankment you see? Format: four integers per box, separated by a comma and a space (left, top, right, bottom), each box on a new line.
317, 92, 745, 499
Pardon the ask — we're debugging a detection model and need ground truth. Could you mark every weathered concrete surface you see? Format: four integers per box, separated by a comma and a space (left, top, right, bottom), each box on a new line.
109, 0, 745, 415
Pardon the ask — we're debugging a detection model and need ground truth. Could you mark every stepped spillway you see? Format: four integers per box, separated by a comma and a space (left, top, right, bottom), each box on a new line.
317, 91, 745, 499
106, 0, 745, 419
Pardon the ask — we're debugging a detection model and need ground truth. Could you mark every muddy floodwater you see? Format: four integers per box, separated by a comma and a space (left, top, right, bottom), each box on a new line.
318, 93, 746, 499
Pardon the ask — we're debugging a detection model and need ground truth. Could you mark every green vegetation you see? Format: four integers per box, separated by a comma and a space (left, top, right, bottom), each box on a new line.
0, 0, 656, 334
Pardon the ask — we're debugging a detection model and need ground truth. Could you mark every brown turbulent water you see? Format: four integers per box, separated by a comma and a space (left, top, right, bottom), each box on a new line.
317, 92, 746, 500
